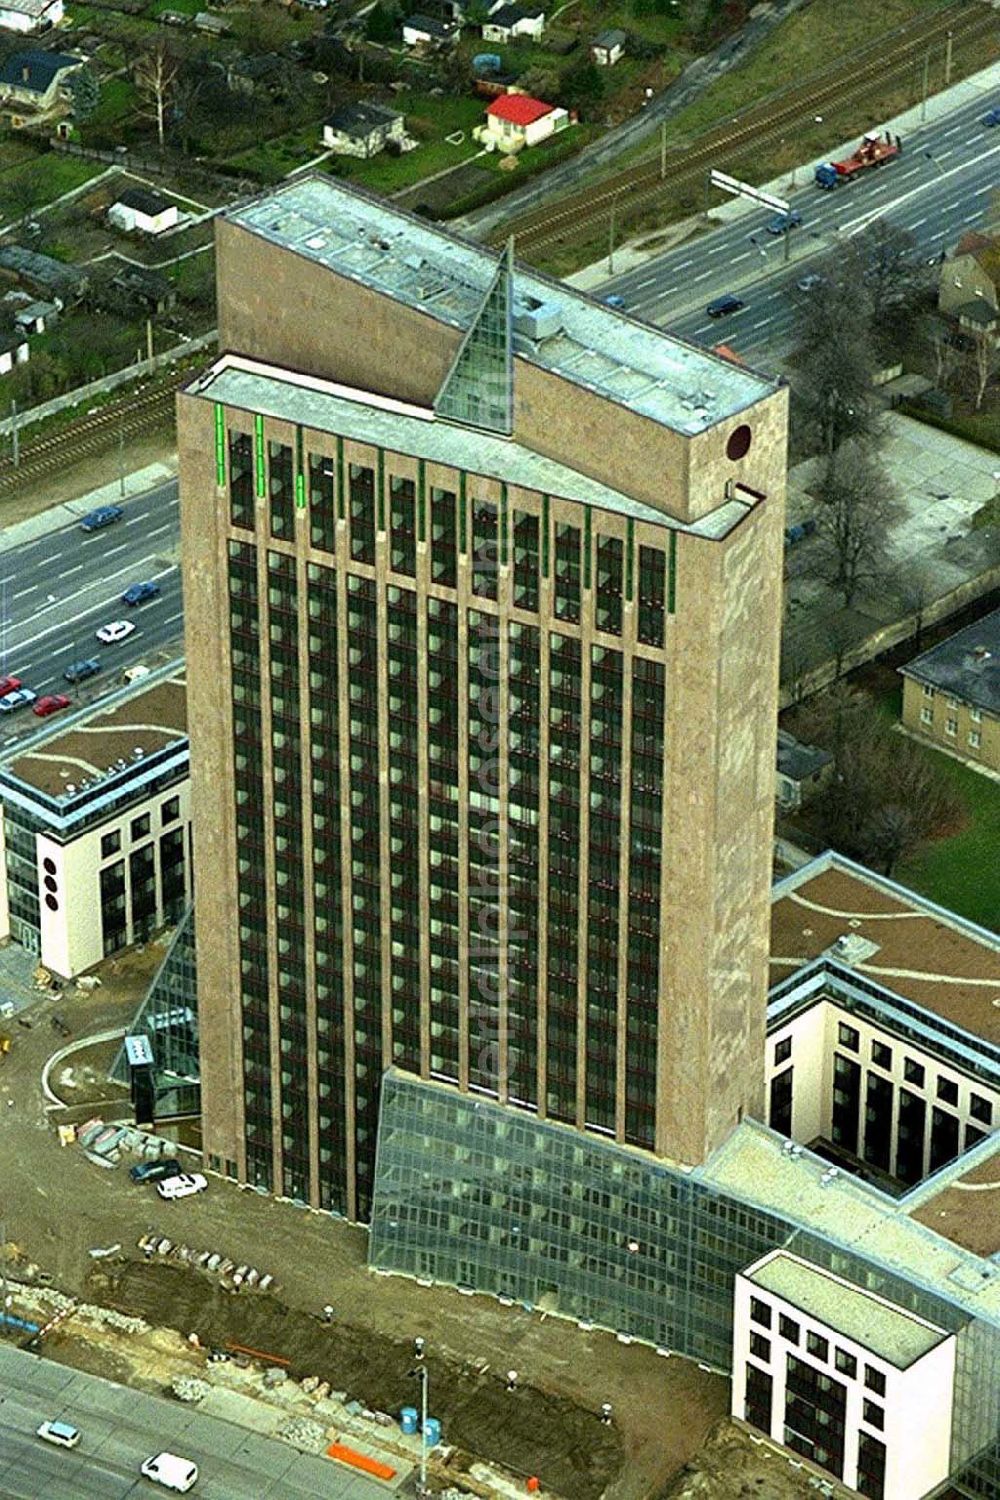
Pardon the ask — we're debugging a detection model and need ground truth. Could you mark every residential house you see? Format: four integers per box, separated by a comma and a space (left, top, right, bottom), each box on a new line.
13, 296, 59, 333
0, 329, 28, 374
938, 229, 1000, 342
0, 0, 63, 34
0, 49, 81, 121
899, 608, 1000, 774
402, 13, 459, 47
107, 187, 179, 237
322, 102, 406, 158
106, 265, 177, 315
481, 2, 544, 43
0, 245, 88, 302
479, 93, 569, 152
193, 10, 228, 33
775, 729, 833, 811
591, 28, 625, 66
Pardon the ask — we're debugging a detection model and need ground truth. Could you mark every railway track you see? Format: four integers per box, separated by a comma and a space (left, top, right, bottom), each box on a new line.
0, 373, 186, 494
494, 1, 998, 258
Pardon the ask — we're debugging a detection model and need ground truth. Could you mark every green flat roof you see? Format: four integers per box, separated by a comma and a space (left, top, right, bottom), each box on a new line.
747, 1252, 949, 1369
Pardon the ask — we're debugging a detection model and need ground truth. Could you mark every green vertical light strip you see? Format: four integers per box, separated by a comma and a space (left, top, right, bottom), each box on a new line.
583, 507, 592, 591
336, 437, 345, 521
459, 472, 467, 554
253, 413, 265, 500
500, 483, 508, 568
625, 518, 634, 601
417, 460, 426, 544
541, 495, 550, 578
213, 404, 226, 488
668, 530, 677, 615
377, 449, 385, 534
295, 425, 305, 510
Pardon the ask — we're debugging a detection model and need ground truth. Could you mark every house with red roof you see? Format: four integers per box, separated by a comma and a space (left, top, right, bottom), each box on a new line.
479, 92, 571, 152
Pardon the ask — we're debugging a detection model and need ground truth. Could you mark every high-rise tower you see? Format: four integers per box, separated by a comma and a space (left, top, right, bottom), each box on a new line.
179, 177, 787, 1222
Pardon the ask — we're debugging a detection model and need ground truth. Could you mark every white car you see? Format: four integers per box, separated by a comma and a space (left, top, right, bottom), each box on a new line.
96, 620, 136, 645
156, 1172, 207, 1202
36, 1420, 81, 1448
140, 1452, 199, 1491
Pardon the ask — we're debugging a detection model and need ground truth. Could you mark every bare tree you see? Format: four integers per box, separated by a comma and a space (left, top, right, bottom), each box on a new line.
790, 273, 880, 458
845, 220, 932, 355
969, 326, 999, 411
931, 327, 958, 390
809, 442, 900, 606
133, 41, 179, 150
790, 688, 962, 876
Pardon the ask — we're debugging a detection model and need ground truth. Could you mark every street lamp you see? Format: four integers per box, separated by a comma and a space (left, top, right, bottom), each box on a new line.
408, 1363, 430, 1498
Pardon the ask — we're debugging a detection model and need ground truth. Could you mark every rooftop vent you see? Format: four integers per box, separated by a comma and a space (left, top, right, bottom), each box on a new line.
831, 932, 880, 966
65, 783, 75, 794
513, 300, 563, 341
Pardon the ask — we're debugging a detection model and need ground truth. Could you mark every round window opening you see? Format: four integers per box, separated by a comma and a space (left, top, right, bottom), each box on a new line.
42, 856, 57, 876
44, 894, 58, 912
44, 875, 58, 894
727, 424, 752, 461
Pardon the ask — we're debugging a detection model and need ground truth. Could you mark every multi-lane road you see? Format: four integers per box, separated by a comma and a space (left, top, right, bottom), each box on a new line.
600, 89, 1000, 356
0, 1343, 401, 1499
0, 482, 182, 743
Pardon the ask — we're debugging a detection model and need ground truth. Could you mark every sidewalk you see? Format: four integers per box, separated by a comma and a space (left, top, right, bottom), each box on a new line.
566, 56, 1000, 289
0, 459, 178, 556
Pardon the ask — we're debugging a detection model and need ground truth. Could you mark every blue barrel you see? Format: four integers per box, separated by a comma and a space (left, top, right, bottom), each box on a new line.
423, 1416, 441, 1447
400, 1407, 419, 1435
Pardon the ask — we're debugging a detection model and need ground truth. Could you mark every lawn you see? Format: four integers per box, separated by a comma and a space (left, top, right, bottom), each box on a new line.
86, 76, 139, 132
897, 748, 1000, 932
329, 92, 485, 195
0, 151, 104, 216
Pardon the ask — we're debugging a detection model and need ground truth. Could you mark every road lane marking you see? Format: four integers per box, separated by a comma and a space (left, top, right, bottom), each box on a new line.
12, 586, 37, 599
9, 564, 177, 655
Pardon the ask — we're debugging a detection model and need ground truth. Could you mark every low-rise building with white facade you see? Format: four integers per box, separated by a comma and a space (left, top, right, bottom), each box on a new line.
107, 187, 179, 237
0, 673, 190, 977
0, 0, 63, 34
733, 1250, 955, 1499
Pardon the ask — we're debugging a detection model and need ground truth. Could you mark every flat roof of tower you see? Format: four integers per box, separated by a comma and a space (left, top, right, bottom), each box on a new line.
745, 1250, 948, 1367
224, 176, 778, 438
194, 354, 755, 540
770, 853, 1000, 1046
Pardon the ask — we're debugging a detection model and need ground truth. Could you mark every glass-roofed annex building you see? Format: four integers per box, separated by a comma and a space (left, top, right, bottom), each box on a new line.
178, 175, 788, 1220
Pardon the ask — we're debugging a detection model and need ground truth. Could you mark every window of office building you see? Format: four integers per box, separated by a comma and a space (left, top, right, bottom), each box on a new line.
131, 813, 150, 842
937, 1075, 958, 1106
744, 1363, 773, 1435
970, 1093, 993, 1125
871, 1039, 891, 1070
513, 510, 539, 612
129, 842, 157, 941
637, 545, 666, 647
903, 1057, 924, 1087
161, 797, 180, 827
769, 1066, 793, 1137
929, 1105, 960, 1172
806, 1330, 828, 1362
749, 1331, 771, 1363
586, 644, 623, 1132
864, 1366, 886, 1397
750, 1296, 772, 1328
834, 1348, 856, 1379
546, 631, 581, 1124
595, 535, 623, 635
625, 655, 664, 1148
831, 1052, 861, 1153
268, 439, 294, 541
779, 1314, 799, 1344
390, 475, 416, 577
863, 1072, 893, 1172
159, 826, 187, 924
431, 487, 457, 588
553, 522, 580, 623
838, 1022, 859, 1052
100, 859, 127, 955
101, 830, 121, 859
774, 1036, 792, 1066
229, 430, 254, 529
309, 451, 336, 554
472, 500, 499, 600
349, 463, 376, 565
895, 1088, 926, 1186
507, 618, 540, 1105
856, 1432, 886, 1500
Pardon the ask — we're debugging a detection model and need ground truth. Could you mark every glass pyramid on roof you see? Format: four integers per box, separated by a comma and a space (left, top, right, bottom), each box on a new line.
434, 239, 513, 435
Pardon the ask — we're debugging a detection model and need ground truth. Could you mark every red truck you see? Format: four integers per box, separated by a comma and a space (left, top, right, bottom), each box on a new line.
814, 132, 902, 189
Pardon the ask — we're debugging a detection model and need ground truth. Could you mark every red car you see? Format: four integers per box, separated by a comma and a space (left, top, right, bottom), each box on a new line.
33, 694, 71, 718
0, 675, 21, 698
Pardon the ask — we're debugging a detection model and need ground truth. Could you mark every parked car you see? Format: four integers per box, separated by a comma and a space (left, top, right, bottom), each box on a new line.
706, 293, 745, 318
796, 273, 824, 293
140, 1452, 199, 1492
33, 694, 71, 718
766, 209, 802, 235
156, 1172, 208, 1202
79, 505, 123, 533
37, 1420, 81, 1449
96, 620, 136, 645
63, 659, 100, 685
130, 1157, 182, 1185
0, 687, 37, 713
602, 293, 626, 309
121, 581, 161, 607
0, 674, 21, 697
982, 107, 1000, 127
123, 664, 151, 684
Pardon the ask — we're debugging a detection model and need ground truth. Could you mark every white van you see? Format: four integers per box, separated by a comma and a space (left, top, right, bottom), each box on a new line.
140, 1452, 199, 1492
